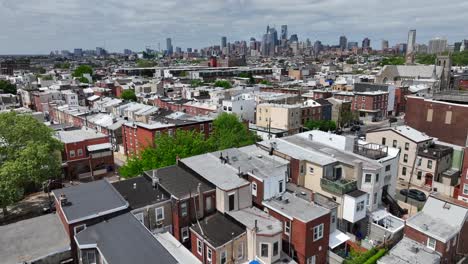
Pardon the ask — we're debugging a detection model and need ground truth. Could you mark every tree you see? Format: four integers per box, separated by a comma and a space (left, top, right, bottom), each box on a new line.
136, 59, 156, 68
78, 77, 89, 83
0, 112, 63, 215
259, 80, 271, 85
214, 80, 232, 89
305, 120, 337, 132
40, 75, 53, 81
120, 89, 137, 101
191, 79, 204, 87
0, 80, 17, 94
208, 113, 257, 150
72, 65, 93, 78
379, 56, 405, 66
416, 54, 436, 65
37, 67, 47, 74
54, 62, 70, 69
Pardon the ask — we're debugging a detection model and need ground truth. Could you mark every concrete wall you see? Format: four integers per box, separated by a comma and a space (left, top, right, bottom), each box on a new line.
216, 185, 252, 214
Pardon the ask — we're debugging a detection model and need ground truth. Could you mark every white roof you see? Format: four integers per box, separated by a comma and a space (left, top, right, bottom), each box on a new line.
329, 230, 350, 249
262, 192, 329, 222
87, 143, 112, 152
371, 125, 433, 143
56, 128, 107, 143
228, 207, 282, 236
154, 232, 201, 264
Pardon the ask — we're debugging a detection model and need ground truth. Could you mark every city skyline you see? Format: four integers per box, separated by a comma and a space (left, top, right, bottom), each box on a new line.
0, 0, 467, 54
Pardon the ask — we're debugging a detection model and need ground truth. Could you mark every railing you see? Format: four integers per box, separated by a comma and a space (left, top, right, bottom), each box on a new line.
320, 178, 358, 195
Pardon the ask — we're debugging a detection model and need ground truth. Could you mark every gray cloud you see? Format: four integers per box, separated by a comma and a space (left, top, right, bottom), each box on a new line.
0, 0, 466, 54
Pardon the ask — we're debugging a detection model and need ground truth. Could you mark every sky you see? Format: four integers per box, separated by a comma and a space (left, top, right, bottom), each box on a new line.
0, 0, 467, 54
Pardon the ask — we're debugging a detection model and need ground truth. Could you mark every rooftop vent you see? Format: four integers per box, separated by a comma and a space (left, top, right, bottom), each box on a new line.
59, 193, 69, 206
422, 224, 429, 231
133, 183, 137, 190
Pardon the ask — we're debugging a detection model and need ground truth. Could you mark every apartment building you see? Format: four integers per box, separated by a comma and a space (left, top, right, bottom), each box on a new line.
301, 100, 322, 125
221, 93, 256, 122
334, 91, 389, 121
256, 103, 302, 134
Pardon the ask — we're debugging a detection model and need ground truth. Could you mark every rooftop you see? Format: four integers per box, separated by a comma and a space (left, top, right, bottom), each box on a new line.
52, 180, 128, 224
228, 207, 283, 236
262, 192, 329, 222
0, 214, 70, 264
369, 125, 433, 143
190, 212, 246, 248
55, 127, 108, 143
144, 165, 215, 200
154, 232, 202, 264
75, 213, 178, 264
378, 237, 440, 264
112, 176, 170, 210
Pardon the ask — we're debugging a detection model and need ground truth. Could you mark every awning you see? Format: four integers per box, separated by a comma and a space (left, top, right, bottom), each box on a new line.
87, 143, 112, 152
329, 230, 350, 249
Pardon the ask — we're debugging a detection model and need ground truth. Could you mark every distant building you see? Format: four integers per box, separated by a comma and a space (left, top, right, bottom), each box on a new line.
339, 35, 347, 50
362, 37, 371, 50
166, 38, 173, 55
281, 25, 288, 40
221, 36, 227, 48
428, 37, 447, 54
406, 30, 417, 64
382, 40, 389, 51
74, 48, 83, 57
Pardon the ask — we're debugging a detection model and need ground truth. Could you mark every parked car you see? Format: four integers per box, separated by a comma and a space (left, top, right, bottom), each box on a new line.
400, 189, 427, 201
389, 117, 398, 123
350, 125, 361, 132
42, 179, 64, 193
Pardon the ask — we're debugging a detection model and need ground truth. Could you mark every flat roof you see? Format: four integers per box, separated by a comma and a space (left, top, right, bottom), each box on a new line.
228, 207, 282, 236
75, 213, 178, 264
190, 212, 246, 248
369, 125, 433, 143
112, 176, 170, 209
181, 153, 250, 191
378, 237, 440, 264
52, 180, 128, 224
263, 192, 329, 222
56, 127, 107, 143
154, 232, 202, 264
87, 142, 112, 152
0, 214, 70, 264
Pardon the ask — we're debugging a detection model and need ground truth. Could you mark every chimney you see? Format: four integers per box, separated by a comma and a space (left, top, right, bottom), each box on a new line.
59, 193, 68, 206
254, 220, 258, 232
354, 161, 363, 187
133, 183, 137, 190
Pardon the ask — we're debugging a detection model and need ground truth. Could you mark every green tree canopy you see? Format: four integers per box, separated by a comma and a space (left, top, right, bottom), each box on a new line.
416, 54, 436, 65
191, 79, 204, 87
214, 80, 232, 89
0, 80, 17, 94
136, 59, 157, 68
0, 112, 63, 214
208, 112, 257, 151
120, 89, 137, 101
72, 65, 93, 78
259, 80, 271, 85
379, 56, 405, 66
305, 120, 337, 132
79, 77, 89, 83
54, 62, 71, 69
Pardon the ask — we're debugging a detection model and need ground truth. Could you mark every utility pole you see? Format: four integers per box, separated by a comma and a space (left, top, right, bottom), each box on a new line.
405, 153, 420, 203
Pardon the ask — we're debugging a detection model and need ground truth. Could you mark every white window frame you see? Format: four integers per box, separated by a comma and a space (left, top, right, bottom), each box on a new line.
463, 184, 468, 195
307, 255, 316, 264
207, 248, 213, 263
260, 243, 269, 258
309, 167, 314, 174
197, 238, 202, 255
180, 202, 188, 217
284, 221, 291, 236
237, 241, 244, 260
155, 207, 164, 221
74, 224, 86, 235
273, 241, 279, 256
427, 237, 436, 250
181, 227, 189, 242
200, 124, 205, 132
365, 174, 372, 183
134, 212, 144, 224
252, 182, 257, 196
279, 180, 284, 193
313, 224, 324, 241
77, 148, 83, 156
220, 250, 227, 264
69, 150, 76, 158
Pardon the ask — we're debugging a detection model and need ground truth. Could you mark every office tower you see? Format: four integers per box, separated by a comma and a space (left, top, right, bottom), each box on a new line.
347, 42, 358, 50
454, 42, 462, 52
289, 34, 298, 43
166, 38, 173, 55
428, 37, 447, 54
221, 36, 227, 48
175, 47, 182, 54
381, 40, 389, 51
339, 35, 347, 50
187, 48, 193, 53
405, 30, 416, 64
123, 49, 132, 55
96, 47, 106, 56
261, 26, 278, 56
461, 40, 468, 52
313, 40, 322, 55
74, 48, 83, 57
362, 38, 371, 49
398, 43, 407, 55
281, 25, 288, 40
250, 37, 257, 50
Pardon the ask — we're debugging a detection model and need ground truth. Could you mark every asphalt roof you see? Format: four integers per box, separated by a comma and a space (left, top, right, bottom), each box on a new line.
263, 192, 330, 222
0, 214, 70, 264
112, 176, 170, 209
190, 212, 246, 248
378, 237, 440, 264
144, 165, 215, 200
75, 213, 178, 264
52, 180, 128, 223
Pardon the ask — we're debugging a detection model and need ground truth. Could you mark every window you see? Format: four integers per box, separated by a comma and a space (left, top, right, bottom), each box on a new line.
427, 237, 436, 250
307, 256, 316, 264
273, 241, 279, 256
82, 250, 97, 264
229, 193, 235, 211
331, 210, 336, 224
382, 137, 386, 145
206, 196, 212, 211
356, 201, 365, 212
237, 242, 244, 259
180, 202, 188, 217
373, 192, 378, 204
168, 129, 173, 137
392, 140, 397, 147
155, 207, 164, 221
300, 165, 304, 174
181, 227, 189, 242
463, 184, 468, 195
428, 160, 433, 169
209, 123, 213, 131
405, 142, 409, 150
427, 109, 433, 122
403, 154, 408, 163
445, 111, 452, 124
220, 250, 227, 264
385, 165, 391, 171
252, 182, 257, 196
309, 167, 314, 174
200, 124, 205, 132
74, 224, 86, 235
365, 174, 372, 183
70, 150, 76, 158
402, 167, 407, 176
453, 236, 457, 247
207, 248, 213, 263
284, 221, 291, 236
197, 238, 202, 255
261, 243, 269, 258
417, 171, 422, 180
375, 173, 380, 183
279, 180, 284, 193
313, 224, 324, 241
77, 149, 83, 156
135, 213, 144, 224
366, 193, 370, 205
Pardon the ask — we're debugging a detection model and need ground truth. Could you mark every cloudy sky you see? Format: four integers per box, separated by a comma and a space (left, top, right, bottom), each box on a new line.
0, 0, 467, 54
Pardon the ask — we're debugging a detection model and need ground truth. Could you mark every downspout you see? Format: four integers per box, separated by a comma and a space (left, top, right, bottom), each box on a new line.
193, 185, 206, 264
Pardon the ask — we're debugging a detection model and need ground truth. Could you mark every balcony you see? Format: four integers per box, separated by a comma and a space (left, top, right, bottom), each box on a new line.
353, 143, 388, 160
321, 178, 358, 195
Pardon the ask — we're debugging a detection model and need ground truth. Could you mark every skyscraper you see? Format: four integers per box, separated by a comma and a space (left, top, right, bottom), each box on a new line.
281, 25, 288, 40
289, 34, 298, 43
166, 38, 173, 55
347, 42, 358, 50
405, 30, 416, 64
428, 37, 447, 54
339, 35, 347, 50
221, 36, 227, 48
362, 38, 371, 50
382, 40, 389, 51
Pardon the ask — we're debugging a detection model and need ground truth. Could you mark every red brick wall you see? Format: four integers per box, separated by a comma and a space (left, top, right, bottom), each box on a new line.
404, 226, 455, 263
248, 175, 264, 208
405, 96, 468, 146
64, 137, 109, 161
290, 158, 300, 185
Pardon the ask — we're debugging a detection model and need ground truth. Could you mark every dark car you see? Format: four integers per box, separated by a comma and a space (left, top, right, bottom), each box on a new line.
42, 179, 64, 193
350, 125, 361, 132
400, 189, 427, 201
389, 117, 398, 123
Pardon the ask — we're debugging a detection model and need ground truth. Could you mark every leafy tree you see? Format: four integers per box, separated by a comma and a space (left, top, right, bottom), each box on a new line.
40, 75, 53, 81
214, 80, 232, 89
120, 89, 137, 101
136, 59, 156, 68
0, 112, 63, 214
208, 113, 257, 150
416, 54, 436, 65
379, 56, 405, 66
72, 65, 93, 78
191, 79, 204, 87
238, 72, 250, 78
37, 67, 47, 74
305, 120, 337, 132
54, 62, 71, 69
0, 80, 17, 94
259, 80, 271, 85
79, 77, 89, 83
450, 50, 468, 66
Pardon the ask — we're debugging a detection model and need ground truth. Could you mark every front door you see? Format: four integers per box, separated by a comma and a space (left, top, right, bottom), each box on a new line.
425, 174, 433, 187
228, 193, 235, 211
